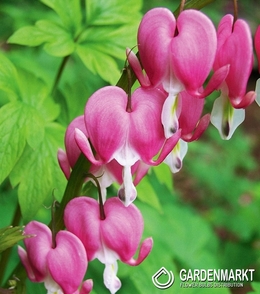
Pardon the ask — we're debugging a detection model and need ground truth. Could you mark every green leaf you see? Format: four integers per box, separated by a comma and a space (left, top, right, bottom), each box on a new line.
78, 24, 139, 60
0, 53, 19, 101
8, 25, 49, 47
76, 44, 121, 84
16, 67, 60, 122
41, 0, 82, 35
86, 0, 142, 25
8, 20, 75, 57
251, 282, 260, 293
136, 174, 163, 213
36, 20, 75, 56
9, 123, 66, 223
40, 95, 60, 122
17, 68, 49, 108
0, 102, 44, 184
153, 163, 174, 193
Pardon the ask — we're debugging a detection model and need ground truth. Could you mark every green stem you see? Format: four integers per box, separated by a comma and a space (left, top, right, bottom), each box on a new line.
86, 174, 106, 220
49, 153, 91, 234
0, 204, 21, 286
174, 0, 216, 17
51, 55, 70, 95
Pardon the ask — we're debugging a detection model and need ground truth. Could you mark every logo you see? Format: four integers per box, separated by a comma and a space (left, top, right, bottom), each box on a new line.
152, 267, 175, 289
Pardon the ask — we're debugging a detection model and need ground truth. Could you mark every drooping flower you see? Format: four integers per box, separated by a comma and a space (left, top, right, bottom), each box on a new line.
57, 115, 150, 202
211, 14, 256, 139
18, 221, 92, 294
64, 196, 153, 294
75, 86, 180, 206
136, 7, 229, 137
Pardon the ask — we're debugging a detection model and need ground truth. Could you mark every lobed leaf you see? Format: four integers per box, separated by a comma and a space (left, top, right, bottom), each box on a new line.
41, 0, 82, 35
78, 24, 138, 60
76, 45, 121, 84
8, 20, 75, 57
0, 102, 43, 185
0, 54, 19, 101
36, 20, 75, 56
85, 0, 142, 26
9, 123, 66, 223
8, 26, 49, 47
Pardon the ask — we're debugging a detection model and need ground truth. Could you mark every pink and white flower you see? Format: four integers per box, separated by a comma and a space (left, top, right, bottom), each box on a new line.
211, 14, 256, 139
64, 196, 153, 294
18, 221, 92, 294
136, 7, 229, 138
75, 86, 180, 206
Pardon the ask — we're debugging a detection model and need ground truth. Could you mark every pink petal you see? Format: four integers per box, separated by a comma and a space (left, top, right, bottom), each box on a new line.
57, 148, 71, 179
47, 231, 88, 294
148, 130, 181, 166
178, 90, 204, 135
182, 114, 211, 142
23, 221, 52, 282
80, 279, 93, 294
194, 65, 230, 98
65, 115, 87, 167
129, 87, 166, 162
178, 90, 210, 141
85, 86, 129, 163
137, 7, 176, 86
214, 14, 254, 106
125, 237, 153, 266
75, 128, 103, 166
133, 161, 150, 186
171, 9, 217, 94
64, 197, 101, 261
18, 246, 37, 281
231, 91, 256, 109
105, 159, 124, 184
101, 197, 144, 263
126, 48, 150, 87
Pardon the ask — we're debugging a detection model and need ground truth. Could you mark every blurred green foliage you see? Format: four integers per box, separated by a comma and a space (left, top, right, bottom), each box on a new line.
0, 0, 260, 293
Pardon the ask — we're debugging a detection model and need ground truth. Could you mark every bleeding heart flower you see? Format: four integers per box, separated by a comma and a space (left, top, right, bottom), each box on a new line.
58, 115, 149, 202
75, 86, 180, 206
64, 196, 153, 294
211, 14, 256, 139
135, 7, 229, 137
18, 221, 92, 294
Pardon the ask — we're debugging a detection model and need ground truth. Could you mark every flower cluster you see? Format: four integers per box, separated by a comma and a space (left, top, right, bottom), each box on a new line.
19, 6, 257, 294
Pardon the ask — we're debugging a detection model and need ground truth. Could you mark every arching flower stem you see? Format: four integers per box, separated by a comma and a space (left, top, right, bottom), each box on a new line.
233, 0, 238, 29
86, 173, 106, 220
